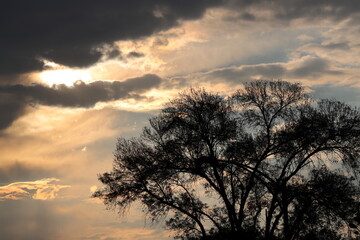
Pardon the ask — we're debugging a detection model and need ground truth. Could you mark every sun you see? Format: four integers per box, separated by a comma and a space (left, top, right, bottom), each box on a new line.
40, 69, 93, 86
39, 60, 93, 86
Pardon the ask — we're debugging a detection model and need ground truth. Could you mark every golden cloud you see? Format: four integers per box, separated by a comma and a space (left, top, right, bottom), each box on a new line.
0, 178, 70, 201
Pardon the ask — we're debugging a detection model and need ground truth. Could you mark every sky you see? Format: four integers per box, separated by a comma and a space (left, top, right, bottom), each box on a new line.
0, 1, 360, 239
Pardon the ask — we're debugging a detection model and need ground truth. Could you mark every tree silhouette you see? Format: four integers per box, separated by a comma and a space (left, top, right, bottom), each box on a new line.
94, 80, 360, 240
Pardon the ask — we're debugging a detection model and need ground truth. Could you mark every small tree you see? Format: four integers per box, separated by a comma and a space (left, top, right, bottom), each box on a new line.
94, 80, 360, 240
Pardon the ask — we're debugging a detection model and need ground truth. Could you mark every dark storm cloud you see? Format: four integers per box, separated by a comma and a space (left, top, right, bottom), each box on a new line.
0, 74, 162, 130
0, 0, 224, 76
288, 58, 343, 78
271, 0, 360, 21
2, 0, 358, 78
227, 0, 360, 22
3, 0, 358, 78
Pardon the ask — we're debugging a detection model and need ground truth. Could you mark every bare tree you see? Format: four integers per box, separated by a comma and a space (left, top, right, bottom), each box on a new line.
94, 80, 360, 240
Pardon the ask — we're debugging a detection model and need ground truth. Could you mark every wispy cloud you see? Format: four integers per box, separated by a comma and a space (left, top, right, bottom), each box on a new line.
0, 178, 70, 200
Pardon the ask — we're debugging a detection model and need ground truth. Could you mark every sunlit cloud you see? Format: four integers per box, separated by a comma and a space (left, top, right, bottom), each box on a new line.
0, 178, 70, 201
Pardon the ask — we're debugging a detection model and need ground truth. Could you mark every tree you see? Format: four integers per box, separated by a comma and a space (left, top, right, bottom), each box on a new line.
94, 80, 360, 240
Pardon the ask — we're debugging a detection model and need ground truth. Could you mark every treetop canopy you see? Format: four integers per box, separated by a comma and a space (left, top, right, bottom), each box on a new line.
94, 80, 360, 240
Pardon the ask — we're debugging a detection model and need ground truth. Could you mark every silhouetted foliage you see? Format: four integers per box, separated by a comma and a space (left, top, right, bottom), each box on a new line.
94, 80, 360, 240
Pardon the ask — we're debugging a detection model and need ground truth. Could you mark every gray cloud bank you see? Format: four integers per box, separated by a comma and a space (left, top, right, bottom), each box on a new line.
227, 0, 360, 22
1, 0, 359, 79
0, 0, 223, 76
0, 74, 162, 130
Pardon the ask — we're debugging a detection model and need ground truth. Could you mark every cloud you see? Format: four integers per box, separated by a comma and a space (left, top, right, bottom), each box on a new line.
0, 0, 224, 76
0, 74, 162, 130
0, 161, 58, 184
0, 93, 28, 130
180, 56, 343, 87
2, 1, 358, 79
0, 178, 70, 200
295, 22, 360, 67
208, 64, 286, 83
127, 51, 145, 58
226, 0, 360, 22
288, 57, 343, 78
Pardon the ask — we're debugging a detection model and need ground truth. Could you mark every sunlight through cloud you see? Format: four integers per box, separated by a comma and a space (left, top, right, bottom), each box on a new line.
40, 69, 93, 86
